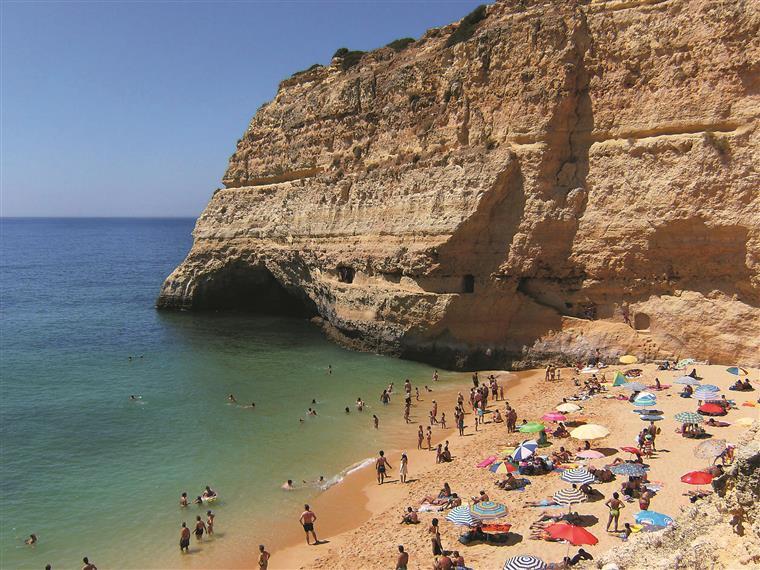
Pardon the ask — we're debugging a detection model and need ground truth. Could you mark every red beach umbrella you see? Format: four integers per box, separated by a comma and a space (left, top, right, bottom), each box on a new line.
680, 471, 713, 485
545, 523, 598, 546
620, 446, 643, 456
698, 403, 723, 415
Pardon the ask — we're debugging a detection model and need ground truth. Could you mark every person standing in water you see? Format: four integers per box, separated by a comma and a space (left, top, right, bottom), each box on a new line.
227, 394, 237, 404
194, 515, 206, 541
299, 504, 318, 545
258, 544, 271, 569
206, 511, 215, 536
399, 453, 409, 484
82, 557, 98, 570
179, 492, 188, 507
373, 414, 379, 429
376, 450, 392, 484
179, 522, 191, 553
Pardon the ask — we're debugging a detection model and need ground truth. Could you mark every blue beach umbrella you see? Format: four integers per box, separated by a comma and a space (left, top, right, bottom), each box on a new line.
504, 555, 547, 570
610, 462, 647, 477
561, 467, 595, 485
698, 384, 720, 392
633, 393, 657, 407
635, 510, 674, 528
447, 505, 479, 527
511, 440, 539, 461
726, 366, 747, 376
674, 376, 701, 385
640, 415, 663, 421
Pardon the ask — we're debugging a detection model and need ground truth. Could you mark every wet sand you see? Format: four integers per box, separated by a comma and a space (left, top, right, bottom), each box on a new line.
265, 364, 758, 569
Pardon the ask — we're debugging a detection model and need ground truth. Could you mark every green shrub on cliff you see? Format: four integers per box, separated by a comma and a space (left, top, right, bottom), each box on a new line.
386, 37, 415, 52
445, 4, 488, 47
332, 47, 366, 71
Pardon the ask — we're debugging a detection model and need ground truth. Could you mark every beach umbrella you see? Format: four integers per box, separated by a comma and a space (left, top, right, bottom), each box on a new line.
735, 417, 755, 427
694, 439, 727, 459
675, 412, 703, 424
518, 422, 546, 434
633, 409, 663, 415
620, 446, 643, 456
619, 355, 638, 364
610, 463, 646, 477
470, 501, 508, 520
676, 358, 695, 369
681, 471, 713, 485
545, 523, 598, 546
576, 450, 605, 459
581, 367, 600, 374
633, 395, 657, 407
635, 510, 674, 527
612, 371, 627, 386
621, 382, 647, 392
503, 555, 547, 570
698, 403, 724, 415
561, 467, 595, 485
640, 415, 663, 421
698, 384, 720, 392
541, 412, 567, 422
674, 376, 701, 385
692, 390, 721, 402
556, 403, 581, 413
511, 440, 539, 461
552, 487, 586, 506
570, 424, 610, 440
490, 461, 517, 474
726, 366, 748, 376
447, 505, 479, 527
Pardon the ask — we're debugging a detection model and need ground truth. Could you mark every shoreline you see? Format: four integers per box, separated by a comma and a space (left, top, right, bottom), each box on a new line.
251, 363, 758, 570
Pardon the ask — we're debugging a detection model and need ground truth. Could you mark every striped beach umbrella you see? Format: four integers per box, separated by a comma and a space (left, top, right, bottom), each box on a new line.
511, 440, 538, 461
621, 382, 646, 392
561, 467, 595, 485
489, 461, 517, 474
470, 501, 508, 520
504, 555, 547, 570
552, 487, 586, 506
698, 384, 720, 392
675, 411, 703, 424
726, 366, 748, 376
633, 391, 657, 406
610, 462, 646, 477
674, 376, 701, 385
692, 390, 721, 402
640, 415, 663, 421
446, 505, 479, 526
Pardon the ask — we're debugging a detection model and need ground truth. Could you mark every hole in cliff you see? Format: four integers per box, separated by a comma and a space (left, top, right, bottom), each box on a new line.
193, 263, 317, 317
462, 274, 475, 294
337, 266, 355, 284
634, 312, 651, 331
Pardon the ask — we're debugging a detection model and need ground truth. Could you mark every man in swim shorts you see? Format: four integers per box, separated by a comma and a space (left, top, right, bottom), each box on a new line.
376, 450, 392, 484
396, 545, 409, 570
179, 522, 190, 553
299, 504, 318, 545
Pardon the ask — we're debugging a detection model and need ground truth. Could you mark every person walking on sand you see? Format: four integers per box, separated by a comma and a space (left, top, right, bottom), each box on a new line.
440, 412, 447, 429
300, 504, 318, 545
426, 426, 432, 450
82, 557, 98, 570
373, 414, 379, 429
399, 453, 409, 483
376, 450, 393, 484
179, 522, 191, 553
433, 370, 439, 382
418, 425, 424, 449
605, 492, 625, 532
258, 545, 270, 569
415, 387, 420, 401
396, 545, 409, 570
404, 402, 411, 423
457, 410, 465, 436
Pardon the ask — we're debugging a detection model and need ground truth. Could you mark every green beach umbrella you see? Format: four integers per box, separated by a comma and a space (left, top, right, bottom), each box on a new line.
612, 371, 627, 386
518, 422, 546, 434
674, 411, 703, 424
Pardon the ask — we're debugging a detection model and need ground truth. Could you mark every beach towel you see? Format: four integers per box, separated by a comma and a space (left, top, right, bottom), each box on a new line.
477, 456, 497, 468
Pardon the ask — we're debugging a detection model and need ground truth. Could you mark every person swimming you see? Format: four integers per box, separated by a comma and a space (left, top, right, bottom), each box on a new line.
228, 394, 237, 404
282, 479, 294, 490
24, 534, 37, 545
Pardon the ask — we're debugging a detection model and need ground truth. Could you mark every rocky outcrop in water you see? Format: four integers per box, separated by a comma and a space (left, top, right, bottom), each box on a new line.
158, 0, 760, 369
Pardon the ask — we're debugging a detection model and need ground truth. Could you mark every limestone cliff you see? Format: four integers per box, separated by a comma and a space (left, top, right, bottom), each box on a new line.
158, 0, 760, 369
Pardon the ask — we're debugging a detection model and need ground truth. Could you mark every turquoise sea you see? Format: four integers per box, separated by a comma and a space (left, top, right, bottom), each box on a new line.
0, 218, 455, 569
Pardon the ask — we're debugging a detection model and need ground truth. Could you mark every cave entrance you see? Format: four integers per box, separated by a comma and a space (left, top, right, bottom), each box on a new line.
462, 274, 475, 294
337, 265, 355, 284
193, 262, 317, 317
634, 312, 651, 331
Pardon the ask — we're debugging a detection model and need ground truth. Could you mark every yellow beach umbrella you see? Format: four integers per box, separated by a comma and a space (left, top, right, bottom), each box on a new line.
619, 355, 638, 364
557, 403, 582, 413
570, 423, 610, 440
735, 417, 756, 427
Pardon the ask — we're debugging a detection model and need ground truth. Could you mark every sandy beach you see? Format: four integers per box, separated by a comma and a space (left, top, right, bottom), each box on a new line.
264, 363, 758, 570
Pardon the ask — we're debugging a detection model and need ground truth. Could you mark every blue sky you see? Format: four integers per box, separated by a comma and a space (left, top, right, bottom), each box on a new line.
1, 1, 483, 217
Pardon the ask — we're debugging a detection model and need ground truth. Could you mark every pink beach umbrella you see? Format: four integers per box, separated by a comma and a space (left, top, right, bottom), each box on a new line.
541, 412, 568, 422
576, 450, 605, 459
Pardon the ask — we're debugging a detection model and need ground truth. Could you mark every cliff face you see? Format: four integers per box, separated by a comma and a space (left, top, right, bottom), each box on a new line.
158, 0, 760, 369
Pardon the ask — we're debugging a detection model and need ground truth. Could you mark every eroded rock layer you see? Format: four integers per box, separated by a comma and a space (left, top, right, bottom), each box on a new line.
158, 0, 760, 369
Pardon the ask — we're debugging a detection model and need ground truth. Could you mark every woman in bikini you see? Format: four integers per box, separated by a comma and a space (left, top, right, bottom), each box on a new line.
605, 492, 625, 533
